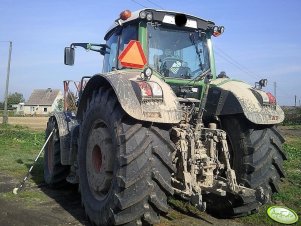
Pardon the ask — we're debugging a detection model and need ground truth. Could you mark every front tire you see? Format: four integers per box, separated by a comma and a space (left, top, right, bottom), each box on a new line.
78, 87, 175, 226
44, 117, 70, 186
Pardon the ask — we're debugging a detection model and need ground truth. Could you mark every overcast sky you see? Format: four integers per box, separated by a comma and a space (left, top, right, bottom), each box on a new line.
0, 0, 300, 105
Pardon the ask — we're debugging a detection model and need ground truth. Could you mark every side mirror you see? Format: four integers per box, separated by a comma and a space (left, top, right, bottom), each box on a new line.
64, 47, 75, 65
259, 79, 268, 87
254, 78, 268, 90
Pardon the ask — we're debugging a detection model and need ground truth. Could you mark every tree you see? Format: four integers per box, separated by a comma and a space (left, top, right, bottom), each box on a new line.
66, 92, 77, 112
54, 93, 77, 112
7, 92, 25, 107
55, 98, 64, 112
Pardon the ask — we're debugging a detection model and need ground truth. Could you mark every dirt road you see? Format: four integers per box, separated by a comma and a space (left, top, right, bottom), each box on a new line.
0, 172, 243, 226
0, 173, 89, 226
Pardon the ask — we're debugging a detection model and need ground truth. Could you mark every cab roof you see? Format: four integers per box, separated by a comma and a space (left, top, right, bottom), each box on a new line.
104, 9, 215, 40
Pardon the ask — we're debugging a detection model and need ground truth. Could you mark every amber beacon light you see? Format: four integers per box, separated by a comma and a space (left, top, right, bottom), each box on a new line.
120, 10, 132, 20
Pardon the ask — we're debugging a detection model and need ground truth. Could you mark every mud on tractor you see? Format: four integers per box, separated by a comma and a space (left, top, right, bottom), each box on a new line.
44, 9, 286, 226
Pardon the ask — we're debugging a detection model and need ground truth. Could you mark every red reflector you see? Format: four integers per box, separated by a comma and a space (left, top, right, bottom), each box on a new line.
118, 40, 147, 69
138, 82, 152, 97
266, 92, 276, 104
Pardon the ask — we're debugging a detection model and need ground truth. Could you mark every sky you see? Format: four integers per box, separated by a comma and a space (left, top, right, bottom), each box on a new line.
0, 0, 301, 106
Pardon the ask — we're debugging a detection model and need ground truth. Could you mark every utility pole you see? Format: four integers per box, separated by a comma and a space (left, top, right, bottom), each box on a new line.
294, 95, 297, 108
2, 41, 12, 124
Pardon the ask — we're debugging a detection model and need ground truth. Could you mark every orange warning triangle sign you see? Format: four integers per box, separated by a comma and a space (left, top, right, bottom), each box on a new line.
118, 40, 147, 69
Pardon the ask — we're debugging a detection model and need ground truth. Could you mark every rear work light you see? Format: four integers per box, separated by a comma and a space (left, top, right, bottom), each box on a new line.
213, 26, 225, 37
139, 10, 153, 21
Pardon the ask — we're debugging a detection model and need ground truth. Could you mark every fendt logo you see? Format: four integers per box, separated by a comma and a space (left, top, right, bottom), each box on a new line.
267, 206, 299, 224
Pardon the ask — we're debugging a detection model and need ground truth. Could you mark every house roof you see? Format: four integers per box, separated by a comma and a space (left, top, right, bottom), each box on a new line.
25, 88, 61, 106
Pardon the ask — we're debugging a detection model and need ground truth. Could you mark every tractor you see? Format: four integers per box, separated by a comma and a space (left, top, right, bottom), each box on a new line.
44, 9, 286, 226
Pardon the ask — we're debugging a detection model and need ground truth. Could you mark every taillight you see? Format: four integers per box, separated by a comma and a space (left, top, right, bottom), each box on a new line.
136, 81, 163, 99
266, 92, 276, 105
138, 81, 153, 97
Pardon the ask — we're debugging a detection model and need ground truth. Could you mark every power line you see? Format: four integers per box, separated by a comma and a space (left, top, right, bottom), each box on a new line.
130, 0, 148, 8
215, 46, 294, 105
215, 46, 261, 80
215, 45, 260, 78
214, 51, 259, 80
145, 0, 164, 9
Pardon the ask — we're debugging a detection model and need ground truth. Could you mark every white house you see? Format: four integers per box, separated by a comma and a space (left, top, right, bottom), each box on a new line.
24, 88, 63, 115
12, 102, 25, 115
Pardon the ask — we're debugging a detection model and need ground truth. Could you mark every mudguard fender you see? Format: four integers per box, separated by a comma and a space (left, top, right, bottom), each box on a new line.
51, 112, 78, 165
206, 79, 284, 125
77, 71, 182, 124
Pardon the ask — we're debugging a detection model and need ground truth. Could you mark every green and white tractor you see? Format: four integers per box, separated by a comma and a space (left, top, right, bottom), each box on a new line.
44, 9, 286, 226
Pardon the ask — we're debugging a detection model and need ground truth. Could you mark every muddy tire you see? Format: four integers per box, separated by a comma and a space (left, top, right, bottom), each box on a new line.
208, 115, 286, 217
78, 87, 175, 226
44, 117, 70, 186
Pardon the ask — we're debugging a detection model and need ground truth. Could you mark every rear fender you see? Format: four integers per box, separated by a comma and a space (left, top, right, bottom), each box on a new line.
205, 79, 284, 125
51, 112, 78, 165
77, 71, 182, 124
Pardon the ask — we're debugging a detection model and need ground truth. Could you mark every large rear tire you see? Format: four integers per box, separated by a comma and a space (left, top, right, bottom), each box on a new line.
44, 117, 70, 186
208, 115, 286, 217
78, 87, 175, 226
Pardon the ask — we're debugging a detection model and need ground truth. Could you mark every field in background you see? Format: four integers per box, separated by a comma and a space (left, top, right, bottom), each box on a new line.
0, 117, 48, 130
282, 107, 301, 125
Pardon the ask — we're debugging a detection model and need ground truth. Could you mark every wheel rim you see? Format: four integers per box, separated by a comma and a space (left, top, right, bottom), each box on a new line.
86, 120, 113, 201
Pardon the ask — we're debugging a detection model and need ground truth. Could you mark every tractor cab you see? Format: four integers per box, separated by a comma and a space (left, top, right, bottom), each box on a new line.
65, 9, 224, 93
102, 9, 224, 79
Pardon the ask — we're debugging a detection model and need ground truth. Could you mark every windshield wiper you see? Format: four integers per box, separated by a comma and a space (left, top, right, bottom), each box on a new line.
184, 68, 211, 87
190, 33, 203, 71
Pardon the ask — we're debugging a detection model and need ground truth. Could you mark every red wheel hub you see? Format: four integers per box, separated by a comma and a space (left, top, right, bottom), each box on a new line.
92, 145, 102, 173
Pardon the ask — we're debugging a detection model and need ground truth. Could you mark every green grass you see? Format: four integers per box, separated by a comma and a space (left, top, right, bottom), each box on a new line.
0, 124, 45, 182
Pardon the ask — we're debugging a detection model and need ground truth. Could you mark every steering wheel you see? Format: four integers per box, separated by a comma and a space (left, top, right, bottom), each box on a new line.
159, 57, 191, 78
160, 57, 183, 77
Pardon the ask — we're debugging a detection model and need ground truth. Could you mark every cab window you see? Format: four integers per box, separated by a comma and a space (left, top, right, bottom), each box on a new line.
103, 25, 138, 72
103, 33, 118, 73
118, 25, 138, 69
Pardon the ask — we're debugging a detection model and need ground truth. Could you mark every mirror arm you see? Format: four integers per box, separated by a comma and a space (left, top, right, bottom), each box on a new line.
70, 43, 110, 52
70, 43, 88, 49
88, 47, 109, 55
